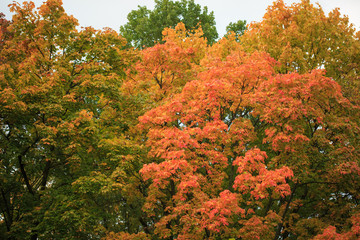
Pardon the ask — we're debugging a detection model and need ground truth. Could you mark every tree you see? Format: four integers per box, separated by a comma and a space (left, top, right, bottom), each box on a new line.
0, 12, 12, 64
135, 38, 360, 238
122, 22, 207, 107
241, 0, 360, 105
120, 0, 218, 48
0, 0, 138, 239
239, 0, 360, 238
225, 19, 247, 40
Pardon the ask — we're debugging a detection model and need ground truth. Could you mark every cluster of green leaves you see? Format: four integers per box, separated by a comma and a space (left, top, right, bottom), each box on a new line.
120, 0, 218, 48
0, 0, 359, 240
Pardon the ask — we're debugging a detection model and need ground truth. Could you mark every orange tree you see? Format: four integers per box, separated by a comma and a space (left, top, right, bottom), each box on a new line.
0, 0, 140, 239
241, 0, 360, 105
122, 22, 207, 111
105, 22, 210, 240
240, 1, 360, 238
108, 2, 360, 237
126, 39, 359, 239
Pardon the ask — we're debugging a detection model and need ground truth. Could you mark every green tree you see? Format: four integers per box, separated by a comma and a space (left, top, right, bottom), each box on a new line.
0, 0, 139, 239
120, 0, 218, 48
225, 19, 247, 40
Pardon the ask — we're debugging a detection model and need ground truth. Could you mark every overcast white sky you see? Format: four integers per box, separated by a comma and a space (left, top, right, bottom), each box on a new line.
1, 0, 359, 37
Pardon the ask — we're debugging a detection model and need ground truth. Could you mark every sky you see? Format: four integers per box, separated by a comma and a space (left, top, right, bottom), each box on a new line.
1, 0, 359, 37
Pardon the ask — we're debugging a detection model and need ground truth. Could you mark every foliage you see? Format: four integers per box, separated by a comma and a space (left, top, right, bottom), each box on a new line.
122, 22, 206, 108
0, 0, 359, 239
241, 0, 360, 105
225, 20, 247, 40
240, 0, 360, 238
0, 0, 139, 239
137, 44, 360, 239
0, 12, 12, 57
120, 0, 218, 48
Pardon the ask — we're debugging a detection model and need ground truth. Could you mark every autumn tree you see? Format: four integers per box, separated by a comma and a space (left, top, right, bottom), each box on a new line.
104, 23, 211, 239
132, 30, 360, 238
0, 13, 12, 63
122, 22, 207, 108
0, 0, 140, 239
236, 0, 360, 238
241, 0, 360, 105
117, 1, 360, 237
120, 0, 218, 48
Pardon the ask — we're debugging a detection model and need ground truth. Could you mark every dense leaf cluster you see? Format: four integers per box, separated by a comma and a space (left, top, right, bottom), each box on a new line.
120, 0, 218, 48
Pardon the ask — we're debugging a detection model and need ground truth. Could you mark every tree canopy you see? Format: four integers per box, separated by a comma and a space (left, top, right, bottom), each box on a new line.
225, 20, 247, 41
0, 0, 139, 238
119, 0, 218, 48
0, 0, 359, 239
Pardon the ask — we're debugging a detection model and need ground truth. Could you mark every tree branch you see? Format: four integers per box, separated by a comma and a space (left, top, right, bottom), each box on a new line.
273, 182, 298, 240
18, 136, 40, 195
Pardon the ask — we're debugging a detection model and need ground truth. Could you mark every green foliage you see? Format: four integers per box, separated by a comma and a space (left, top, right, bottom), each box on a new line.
225, 19, 247, 40
120, 0, 218, 48
0, 0, 142, 239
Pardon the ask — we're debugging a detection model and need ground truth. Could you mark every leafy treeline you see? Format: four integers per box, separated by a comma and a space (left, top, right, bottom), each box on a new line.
0, 0, 359, 239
